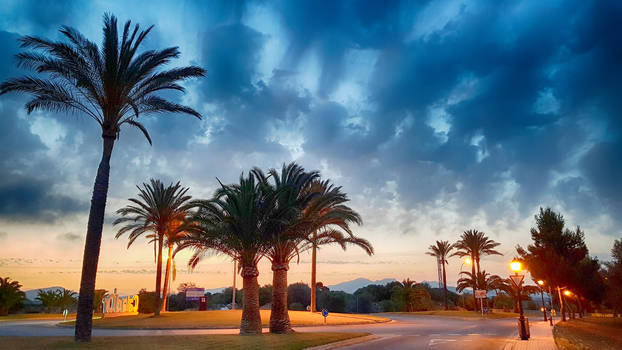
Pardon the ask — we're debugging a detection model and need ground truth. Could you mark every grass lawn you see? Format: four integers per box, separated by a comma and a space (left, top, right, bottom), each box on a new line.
0, 332, 369, 350
0, 313, 77, 321
553, 317, 622, 350
62, 310, 389, 329
387, 310, 518, 319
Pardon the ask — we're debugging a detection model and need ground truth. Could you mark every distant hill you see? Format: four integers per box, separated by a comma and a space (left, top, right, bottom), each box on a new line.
24, 286, 65, 303
420, 281, 459, 294
205, 287, 226, 294
327, 278, 397, 294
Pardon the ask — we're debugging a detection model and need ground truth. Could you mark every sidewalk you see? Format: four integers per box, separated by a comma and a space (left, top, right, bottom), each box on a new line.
503, 320, 557, 350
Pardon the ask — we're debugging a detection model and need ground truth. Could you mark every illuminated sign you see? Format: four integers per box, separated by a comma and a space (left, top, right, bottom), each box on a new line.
186, 288, 205, 301
102, 288, 139, 315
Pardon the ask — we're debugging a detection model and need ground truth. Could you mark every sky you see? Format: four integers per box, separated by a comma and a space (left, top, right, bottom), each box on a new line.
0, 0, 621, 295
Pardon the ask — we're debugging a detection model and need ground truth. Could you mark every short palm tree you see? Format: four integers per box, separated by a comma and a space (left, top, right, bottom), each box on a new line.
393, 278, 425, 312
0, 277, 26, 316
0, 14, 204, 341
113, 179, 193, 317
426, 240, 454, 310
176, 173, 283, 334
457, 270, 504, 311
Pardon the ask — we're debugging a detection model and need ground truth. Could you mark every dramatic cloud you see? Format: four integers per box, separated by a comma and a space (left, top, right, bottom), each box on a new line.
57, 232, 81, 242
0, 0, 621, 291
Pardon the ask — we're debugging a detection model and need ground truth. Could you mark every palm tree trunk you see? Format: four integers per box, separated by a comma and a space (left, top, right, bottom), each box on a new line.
161, 243, 173, 312
154, 235, 164, 316
75, 136, 115, 342
240, 265, 261, 334
270, 261, 293, 333
471, 254, 477, 311
442, 261, 448, 310
310, 235, 317, 313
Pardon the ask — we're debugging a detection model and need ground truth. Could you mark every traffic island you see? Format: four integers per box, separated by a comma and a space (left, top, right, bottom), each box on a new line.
60, 310, 389, 329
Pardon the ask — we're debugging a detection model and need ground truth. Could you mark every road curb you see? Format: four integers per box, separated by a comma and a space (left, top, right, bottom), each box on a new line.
304, 335, 379, 350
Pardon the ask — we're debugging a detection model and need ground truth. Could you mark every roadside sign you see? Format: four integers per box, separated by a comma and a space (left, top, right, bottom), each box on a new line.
474, 289, 487, 299
510, 274, 524, 287
186, 288, 205, 301
322, 309, 328, 324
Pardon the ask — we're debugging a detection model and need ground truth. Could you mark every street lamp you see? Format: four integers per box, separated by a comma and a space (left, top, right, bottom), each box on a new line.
536, 280, 548, 323
510, 260, 530, 340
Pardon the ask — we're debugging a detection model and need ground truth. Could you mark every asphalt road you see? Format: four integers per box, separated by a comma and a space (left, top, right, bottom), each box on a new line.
0, 314, 519, 349
298, 314, 519, 350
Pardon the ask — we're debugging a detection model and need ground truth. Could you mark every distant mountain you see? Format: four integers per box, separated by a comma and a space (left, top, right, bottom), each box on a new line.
327, 278, 397, 294
24, 286, 65, 303
205, 287, 226, 294
420, 281, 459, 294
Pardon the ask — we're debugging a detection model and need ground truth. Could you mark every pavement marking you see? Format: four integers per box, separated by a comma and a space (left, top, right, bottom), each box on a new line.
429, 338, 457, 346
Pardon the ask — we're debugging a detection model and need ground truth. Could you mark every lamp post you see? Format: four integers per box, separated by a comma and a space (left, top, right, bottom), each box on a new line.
510, 261, 529, 340
564, 290, 574, 319
557, 287, 566, 321
537, 280, 547, 322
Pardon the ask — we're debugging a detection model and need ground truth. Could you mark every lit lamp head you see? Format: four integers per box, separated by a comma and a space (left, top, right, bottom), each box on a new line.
564, 290, 571, 296
510, 260, 522, 273
537, 280, 544, 286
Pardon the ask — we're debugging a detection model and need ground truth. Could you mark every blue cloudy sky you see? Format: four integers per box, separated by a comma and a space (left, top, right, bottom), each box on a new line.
0, 0, 620, 293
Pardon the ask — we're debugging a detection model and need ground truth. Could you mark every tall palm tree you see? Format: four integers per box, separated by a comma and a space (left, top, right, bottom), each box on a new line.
176, 173, 284, 334
113, 179, 193, 317
452, 230, 503, 310
426, 241, 454, 310
252, 163, 317, 333
253, 165, 373, 333
160, 218, 189, 312
308, 180, 372, 314
452, 230, 480, 310
0, 14, 205, 341
493, 278, 540, 313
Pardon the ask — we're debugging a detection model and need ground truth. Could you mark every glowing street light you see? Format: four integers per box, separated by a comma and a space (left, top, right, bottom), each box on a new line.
509, 260, 529, 340
564, 290, 571, 297
459, 258, 473, 309
535, 279, 548, 323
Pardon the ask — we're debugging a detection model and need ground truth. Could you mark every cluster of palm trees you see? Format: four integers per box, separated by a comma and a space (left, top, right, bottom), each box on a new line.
114, 163, 373, 334
426, 230, 504, 311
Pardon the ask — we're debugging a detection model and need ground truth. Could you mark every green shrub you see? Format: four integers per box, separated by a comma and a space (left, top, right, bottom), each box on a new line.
289, 302, 305, 311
